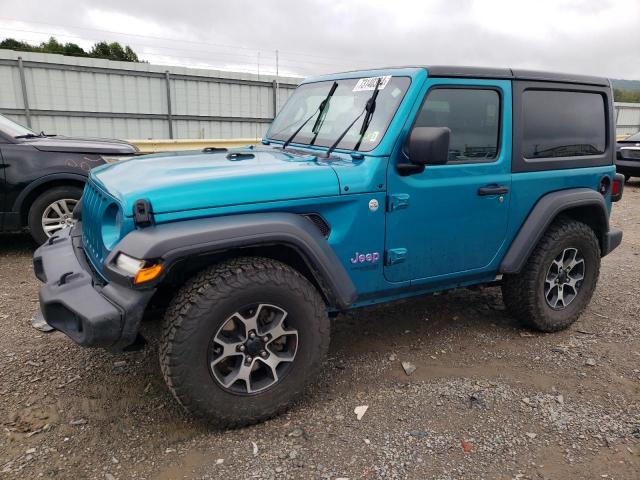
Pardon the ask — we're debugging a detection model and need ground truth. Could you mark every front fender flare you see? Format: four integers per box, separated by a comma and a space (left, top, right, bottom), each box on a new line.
499, 188, 609, 274
105, 213, 357, 309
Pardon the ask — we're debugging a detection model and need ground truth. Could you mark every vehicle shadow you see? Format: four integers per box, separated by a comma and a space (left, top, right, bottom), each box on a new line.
0, 232, 38, 253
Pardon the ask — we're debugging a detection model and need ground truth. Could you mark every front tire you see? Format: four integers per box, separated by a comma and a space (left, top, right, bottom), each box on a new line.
27, 186, 82, 245
159, 257, 330, 428
502, 218, 600, 332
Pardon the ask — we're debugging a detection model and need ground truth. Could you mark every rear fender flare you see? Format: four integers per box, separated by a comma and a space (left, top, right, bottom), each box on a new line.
500, 188, 609, 274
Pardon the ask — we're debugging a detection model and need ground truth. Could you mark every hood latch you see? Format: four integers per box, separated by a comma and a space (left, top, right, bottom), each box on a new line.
133, 199, 154, 228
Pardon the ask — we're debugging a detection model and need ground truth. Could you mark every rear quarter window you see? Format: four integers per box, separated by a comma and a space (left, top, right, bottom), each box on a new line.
522, 90, 606, 159
512, 82, 613, 173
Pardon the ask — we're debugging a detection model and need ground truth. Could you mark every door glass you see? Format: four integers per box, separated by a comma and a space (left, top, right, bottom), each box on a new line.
414, 88, 500, 162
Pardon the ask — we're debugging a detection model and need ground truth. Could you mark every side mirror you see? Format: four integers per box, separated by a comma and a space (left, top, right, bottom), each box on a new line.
407, 126, 451, 165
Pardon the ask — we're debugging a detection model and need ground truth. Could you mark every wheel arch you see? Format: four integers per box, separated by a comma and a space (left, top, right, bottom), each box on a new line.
105, 213, 357, 310
15, 173, 87, 225
500, 188, 609, 274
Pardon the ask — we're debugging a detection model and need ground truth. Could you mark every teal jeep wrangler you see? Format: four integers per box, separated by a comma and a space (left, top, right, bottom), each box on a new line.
34, 66, 624, 426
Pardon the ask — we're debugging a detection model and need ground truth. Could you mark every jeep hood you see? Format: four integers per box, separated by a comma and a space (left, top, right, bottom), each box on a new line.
90, 148, 340, 216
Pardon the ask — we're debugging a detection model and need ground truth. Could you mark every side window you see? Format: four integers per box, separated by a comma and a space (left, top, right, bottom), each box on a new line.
414, 88, 500, 163
522, 90, 606, 159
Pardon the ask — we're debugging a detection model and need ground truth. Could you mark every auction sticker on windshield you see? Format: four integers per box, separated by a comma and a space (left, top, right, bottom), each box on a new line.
353, 76, 391, 92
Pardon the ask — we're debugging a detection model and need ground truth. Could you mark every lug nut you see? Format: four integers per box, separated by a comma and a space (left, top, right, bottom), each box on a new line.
260, 350, 268, 358
238, 345, 246, 352
261, 336, 269, 343
249, 332, 256, 339
245, 356, 253, 363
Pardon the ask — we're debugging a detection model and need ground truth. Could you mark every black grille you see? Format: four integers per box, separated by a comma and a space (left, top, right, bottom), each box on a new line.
303, 214, 330, 238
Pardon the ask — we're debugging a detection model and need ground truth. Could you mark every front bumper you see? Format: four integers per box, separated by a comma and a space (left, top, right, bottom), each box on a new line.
33, 224, 155, 349
616, 160, 640, 175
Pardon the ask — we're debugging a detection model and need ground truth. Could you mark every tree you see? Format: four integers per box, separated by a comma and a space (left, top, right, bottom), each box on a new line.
63, 42, 87, 57
0, 38, 34, 51
614, 88, 640, 103
124, 46, 139, 62
106, 41, 126, 61
0, 36, 142, 62
89, 41, 112, 59
40, 37, 65, 54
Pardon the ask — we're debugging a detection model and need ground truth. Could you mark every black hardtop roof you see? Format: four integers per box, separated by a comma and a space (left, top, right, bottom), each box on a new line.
327, 66, 609, 87
423, 65, 609, 87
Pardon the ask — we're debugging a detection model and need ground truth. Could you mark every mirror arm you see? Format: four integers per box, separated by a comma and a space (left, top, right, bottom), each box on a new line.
396, 162, 425, 176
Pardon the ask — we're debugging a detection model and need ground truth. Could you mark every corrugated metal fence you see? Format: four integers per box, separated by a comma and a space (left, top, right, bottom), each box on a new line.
0, 50, 298, 140
615, 103, 640, 137
1, 49, 639, 140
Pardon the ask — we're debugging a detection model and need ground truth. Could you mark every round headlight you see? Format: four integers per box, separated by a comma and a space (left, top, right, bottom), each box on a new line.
101, 203, 122, 250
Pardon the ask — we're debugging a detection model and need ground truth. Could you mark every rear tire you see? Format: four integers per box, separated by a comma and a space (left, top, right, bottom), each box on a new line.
27, 185, 82, 245
502, 218, 600, 332
159, 257, 330, 428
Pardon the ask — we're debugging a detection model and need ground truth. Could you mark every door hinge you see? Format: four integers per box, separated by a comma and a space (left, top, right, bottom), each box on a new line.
387, 193, 410, 212
385, 248, 407, 266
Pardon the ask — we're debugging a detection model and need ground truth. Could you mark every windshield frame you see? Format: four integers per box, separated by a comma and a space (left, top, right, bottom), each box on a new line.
266, 75, 411, 153
0, 114, 36, 139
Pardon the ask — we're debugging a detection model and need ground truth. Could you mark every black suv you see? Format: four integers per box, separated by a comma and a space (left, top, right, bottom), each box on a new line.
0, 114, 137, 243
616, 131, 640, 182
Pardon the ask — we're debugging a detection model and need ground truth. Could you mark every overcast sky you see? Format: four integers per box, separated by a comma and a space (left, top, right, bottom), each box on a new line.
0, 0, 638, 79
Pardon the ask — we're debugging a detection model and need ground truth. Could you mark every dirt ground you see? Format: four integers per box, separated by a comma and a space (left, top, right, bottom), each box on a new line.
1, 182, 639, 480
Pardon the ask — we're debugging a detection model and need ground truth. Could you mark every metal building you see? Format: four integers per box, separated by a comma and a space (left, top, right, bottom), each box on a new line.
0, 49, 298, 140
615, 102, 640, 137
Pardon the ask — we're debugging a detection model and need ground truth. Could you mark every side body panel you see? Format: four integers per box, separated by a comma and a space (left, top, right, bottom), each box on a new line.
505, 77, 617, 263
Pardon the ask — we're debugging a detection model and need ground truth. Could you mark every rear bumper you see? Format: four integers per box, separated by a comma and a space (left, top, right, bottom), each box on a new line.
602, 227, 623, 257
33, 224, 155, 349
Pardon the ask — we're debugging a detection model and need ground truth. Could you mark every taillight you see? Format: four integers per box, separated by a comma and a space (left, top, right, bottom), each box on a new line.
612, 179, 621, 197
611, 173, 624, 202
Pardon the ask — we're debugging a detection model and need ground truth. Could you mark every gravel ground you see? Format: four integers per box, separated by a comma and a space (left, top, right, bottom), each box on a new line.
1, 182, 639, 480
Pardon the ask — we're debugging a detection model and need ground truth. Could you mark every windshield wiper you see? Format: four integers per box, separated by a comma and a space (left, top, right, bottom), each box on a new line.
282, 81, 338, 150
325, 77, 382, 158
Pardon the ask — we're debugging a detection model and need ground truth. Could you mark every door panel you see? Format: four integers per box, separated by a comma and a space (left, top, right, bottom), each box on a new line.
384, 79, 512, 283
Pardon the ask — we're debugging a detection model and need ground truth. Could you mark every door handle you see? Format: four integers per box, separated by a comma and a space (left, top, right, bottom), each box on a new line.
478, 185, 509, 196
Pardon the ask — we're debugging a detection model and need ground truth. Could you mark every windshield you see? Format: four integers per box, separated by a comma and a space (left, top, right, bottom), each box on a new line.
267, 76, 410, 152
0, 114, 36, 138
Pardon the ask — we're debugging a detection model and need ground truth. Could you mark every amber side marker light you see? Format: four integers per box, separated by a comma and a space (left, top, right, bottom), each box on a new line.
134, 263, 163, 285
